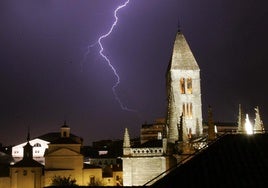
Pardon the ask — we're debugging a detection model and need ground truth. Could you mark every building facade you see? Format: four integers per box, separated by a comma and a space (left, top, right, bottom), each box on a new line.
12, 138, 49, 165
140, 118, 167, 144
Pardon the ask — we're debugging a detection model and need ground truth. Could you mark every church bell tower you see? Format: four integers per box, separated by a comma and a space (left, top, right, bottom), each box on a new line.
166, 30, 203, 143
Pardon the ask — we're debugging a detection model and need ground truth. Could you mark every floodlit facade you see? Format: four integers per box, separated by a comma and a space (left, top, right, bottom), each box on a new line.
12, 138, 49, 165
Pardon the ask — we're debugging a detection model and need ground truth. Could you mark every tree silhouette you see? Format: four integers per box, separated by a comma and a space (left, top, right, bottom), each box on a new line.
50, 175, 78, 186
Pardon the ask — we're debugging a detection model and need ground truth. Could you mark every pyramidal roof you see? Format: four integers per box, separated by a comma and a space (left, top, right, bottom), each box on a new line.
169, 31, 199, 70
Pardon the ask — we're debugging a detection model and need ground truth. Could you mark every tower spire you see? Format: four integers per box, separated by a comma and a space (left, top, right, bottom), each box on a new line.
123, 128, 131, 156
254, 106, 264, 133
27, 126, 30, 142
123, 128, 130, 148
23, 127, 33, 159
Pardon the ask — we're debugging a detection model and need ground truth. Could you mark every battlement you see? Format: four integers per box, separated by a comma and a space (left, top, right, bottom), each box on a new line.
130, 147, 163, 157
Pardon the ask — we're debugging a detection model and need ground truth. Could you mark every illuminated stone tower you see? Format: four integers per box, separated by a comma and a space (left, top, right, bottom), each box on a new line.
166, 31, 203, 143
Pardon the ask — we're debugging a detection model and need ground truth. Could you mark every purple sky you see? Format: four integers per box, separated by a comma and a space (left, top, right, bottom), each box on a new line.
1, 0, 267, 146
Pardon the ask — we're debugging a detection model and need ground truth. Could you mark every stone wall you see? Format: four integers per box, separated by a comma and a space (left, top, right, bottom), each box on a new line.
123, 156, 168, 186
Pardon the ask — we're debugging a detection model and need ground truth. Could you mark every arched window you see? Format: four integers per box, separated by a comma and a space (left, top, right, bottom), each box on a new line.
187, 78, 192, 94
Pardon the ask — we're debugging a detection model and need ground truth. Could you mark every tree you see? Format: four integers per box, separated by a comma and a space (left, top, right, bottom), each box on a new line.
50, 175, 78, 186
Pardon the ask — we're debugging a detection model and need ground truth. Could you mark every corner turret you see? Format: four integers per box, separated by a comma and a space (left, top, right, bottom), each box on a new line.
123, 128, 131, 156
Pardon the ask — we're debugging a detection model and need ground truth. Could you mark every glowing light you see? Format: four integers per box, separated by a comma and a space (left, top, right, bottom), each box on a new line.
84, 0, 135, 112
214, 125, 218, 133
245, 114, 253, 135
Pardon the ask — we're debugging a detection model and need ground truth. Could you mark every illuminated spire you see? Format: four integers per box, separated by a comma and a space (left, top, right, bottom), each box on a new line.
123, 128, 130, 148
123, 128, 131, 156
245, 114, 253, 135
254, 106, 264, 133
169, 32, 199, 70
237, 104, 245, 133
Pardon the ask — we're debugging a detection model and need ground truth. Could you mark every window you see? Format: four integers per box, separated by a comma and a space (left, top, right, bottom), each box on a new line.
182, 103, 193, 118
34, 143, 41, 147
23, 170, 27, 176
187, 78, 192, 94
180, 78, 185, 94
186, 103, 189, 116
189, 103, 193, 118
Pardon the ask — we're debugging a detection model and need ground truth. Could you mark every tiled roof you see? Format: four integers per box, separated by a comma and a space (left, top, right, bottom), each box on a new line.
49, 137, 81, 144
151, 133, 268, 187
37, 132, 82, 143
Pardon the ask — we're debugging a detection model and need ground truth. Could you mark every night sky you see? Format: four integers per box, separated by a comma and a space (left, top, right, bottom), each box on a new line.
1, 0, 267, 146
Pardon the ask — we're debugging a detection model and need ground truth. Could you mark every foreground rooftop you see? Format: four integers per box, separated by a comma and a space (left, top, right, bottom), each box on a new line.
151, 133, 268, 187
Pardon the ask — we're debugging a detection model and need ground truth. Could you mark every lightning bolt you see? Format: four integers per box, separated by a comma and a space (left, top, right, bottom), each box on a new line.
84, 0, 136, 112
